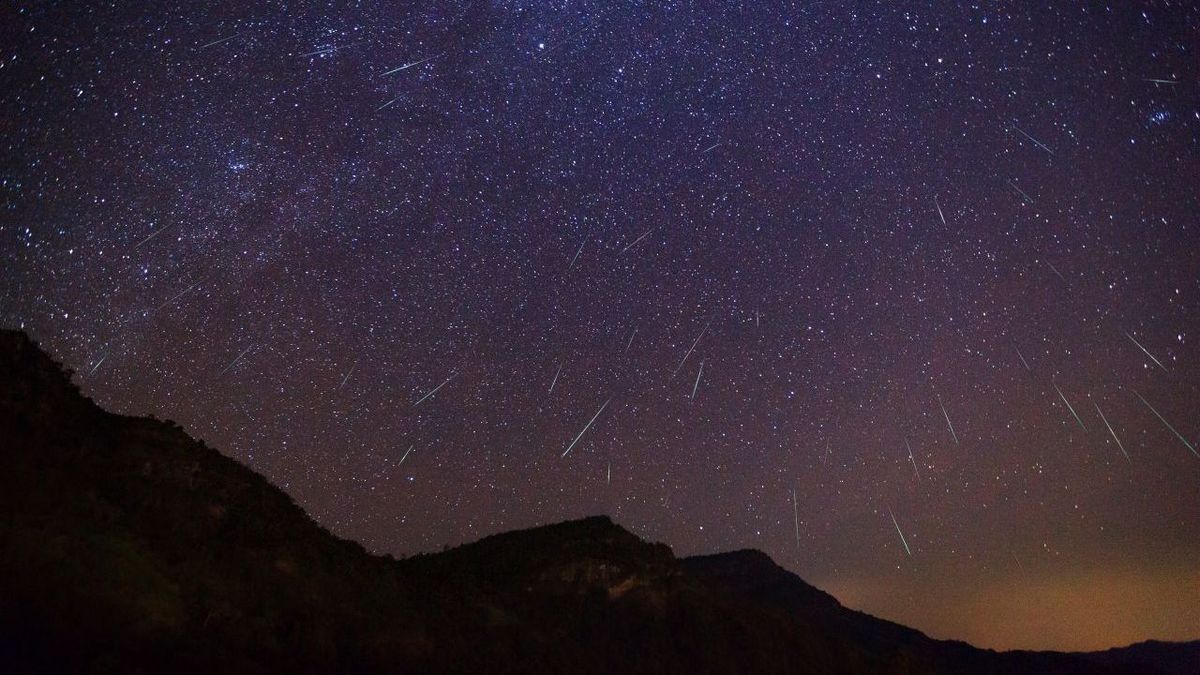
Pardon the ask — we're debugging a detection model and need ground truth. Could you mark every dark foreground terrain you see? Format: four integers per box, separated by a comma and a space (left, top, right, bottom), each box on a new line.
1, 329, 1196, 674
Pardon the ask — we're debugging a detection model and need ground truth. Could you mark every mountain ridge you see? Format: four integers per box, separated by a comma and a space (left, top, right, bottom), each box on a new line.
1, 328, 1196, 674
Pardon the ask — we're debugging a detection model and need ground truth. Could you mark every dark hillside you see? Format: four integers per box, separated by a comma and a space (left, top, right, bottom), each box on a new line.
1, 330, 1195, 674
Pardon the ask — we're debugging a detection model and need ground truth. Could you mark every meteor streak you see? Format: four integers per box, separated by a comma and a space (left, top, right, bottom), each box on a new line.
1125, 331, 1168, 372
218, 345, 254, 376
1133, 389, 1198, 458
889, 508, 912, 556
561, 398, 611, 457
414, 372, 455, 406
938, 395, 959, 445
382, 55, 436, 75
133, 223, 172, 248
1008, 179, 1034, 203
156, 279, 202, 310
569, 235, 586, 268
339, 360, 357, 389
792, 487, 800, 549
1014, 344, 1031, 371
1093, 403, 1130, 462
1052, 380, 1087, 430
673, 321, 710, 376
376, 94, 404, 112
621, 228, 654, 254
1046, 260, 1066, 283
198, 34, 239, 49
1010, 123, 1054, 155
905, 437, 921, 480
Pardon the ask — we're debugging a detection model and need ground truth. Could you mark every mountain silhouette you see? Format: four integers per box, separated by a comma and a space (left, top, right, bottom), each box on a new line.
1, 329, 1196, 674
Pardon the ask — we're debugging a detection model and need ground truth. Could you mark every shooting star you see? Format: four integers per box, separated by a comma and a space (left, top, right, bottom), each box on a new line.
690, 361, 705, 400
905, 437, 921, 481
673, 321, 711, 376
1014, 344, 1031, 371
623, 327, 638, 354
1046, 260, 1067, 283
382, 55, 436, 75
1052, 380, 1087, 430
1094, 403, 1130, 463
300, 46, 336, 57
376, 94, 404, 112
156, 279, 202, 310
414, 372, 456, 406
399, 445, 414, 465
1010, 123, 1054, 156
133, 223, 172, 248
938, 394, 959, 445
568, 234, 587, 268
561, 397, 611, 457
701, 141, 721, 154
888, 508, 912, 556
1145, 78, 1179, 85
339, 360, 357, 390
621, 228, 654, 254
792, 487, 801, 549
1008, 179, 1034, 204
88, 354, 108, 375
934, 195, 946, 225
1125, 331, 1168, 372
198, 34, 239, 50
607, 461, 611, 485
1133, 389, 1198, 458
218, 345, 254, 376
548, 363, 562, 395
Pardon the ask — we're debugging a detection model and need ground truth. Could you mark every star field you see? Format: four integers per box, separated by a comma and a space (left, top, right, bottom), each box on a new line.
2, 1, 1199, 651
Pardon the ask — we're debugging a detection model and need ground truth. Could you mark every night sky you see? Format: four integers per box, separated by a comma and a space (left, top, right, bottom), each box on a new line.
3, 0, 1199, 652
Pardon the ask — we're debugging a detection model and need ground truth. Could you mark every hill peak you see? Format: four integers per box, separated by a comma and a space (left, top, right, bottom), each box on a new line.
0, 329, 97, 422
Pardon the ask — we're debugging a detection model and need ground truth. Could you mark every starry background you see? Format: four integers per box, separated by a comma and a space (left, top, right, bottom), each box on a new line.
2, 0, 1199, 652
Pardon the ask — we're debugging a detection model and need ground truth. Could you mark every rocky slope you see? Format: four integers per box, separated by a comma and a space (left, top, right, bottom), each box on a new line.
1, 329, 1195, 674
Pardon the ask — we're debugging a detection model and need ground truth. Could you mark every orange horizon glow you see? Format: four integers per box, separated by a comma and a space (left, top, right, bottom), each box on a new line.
821, 560, 1200, 652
